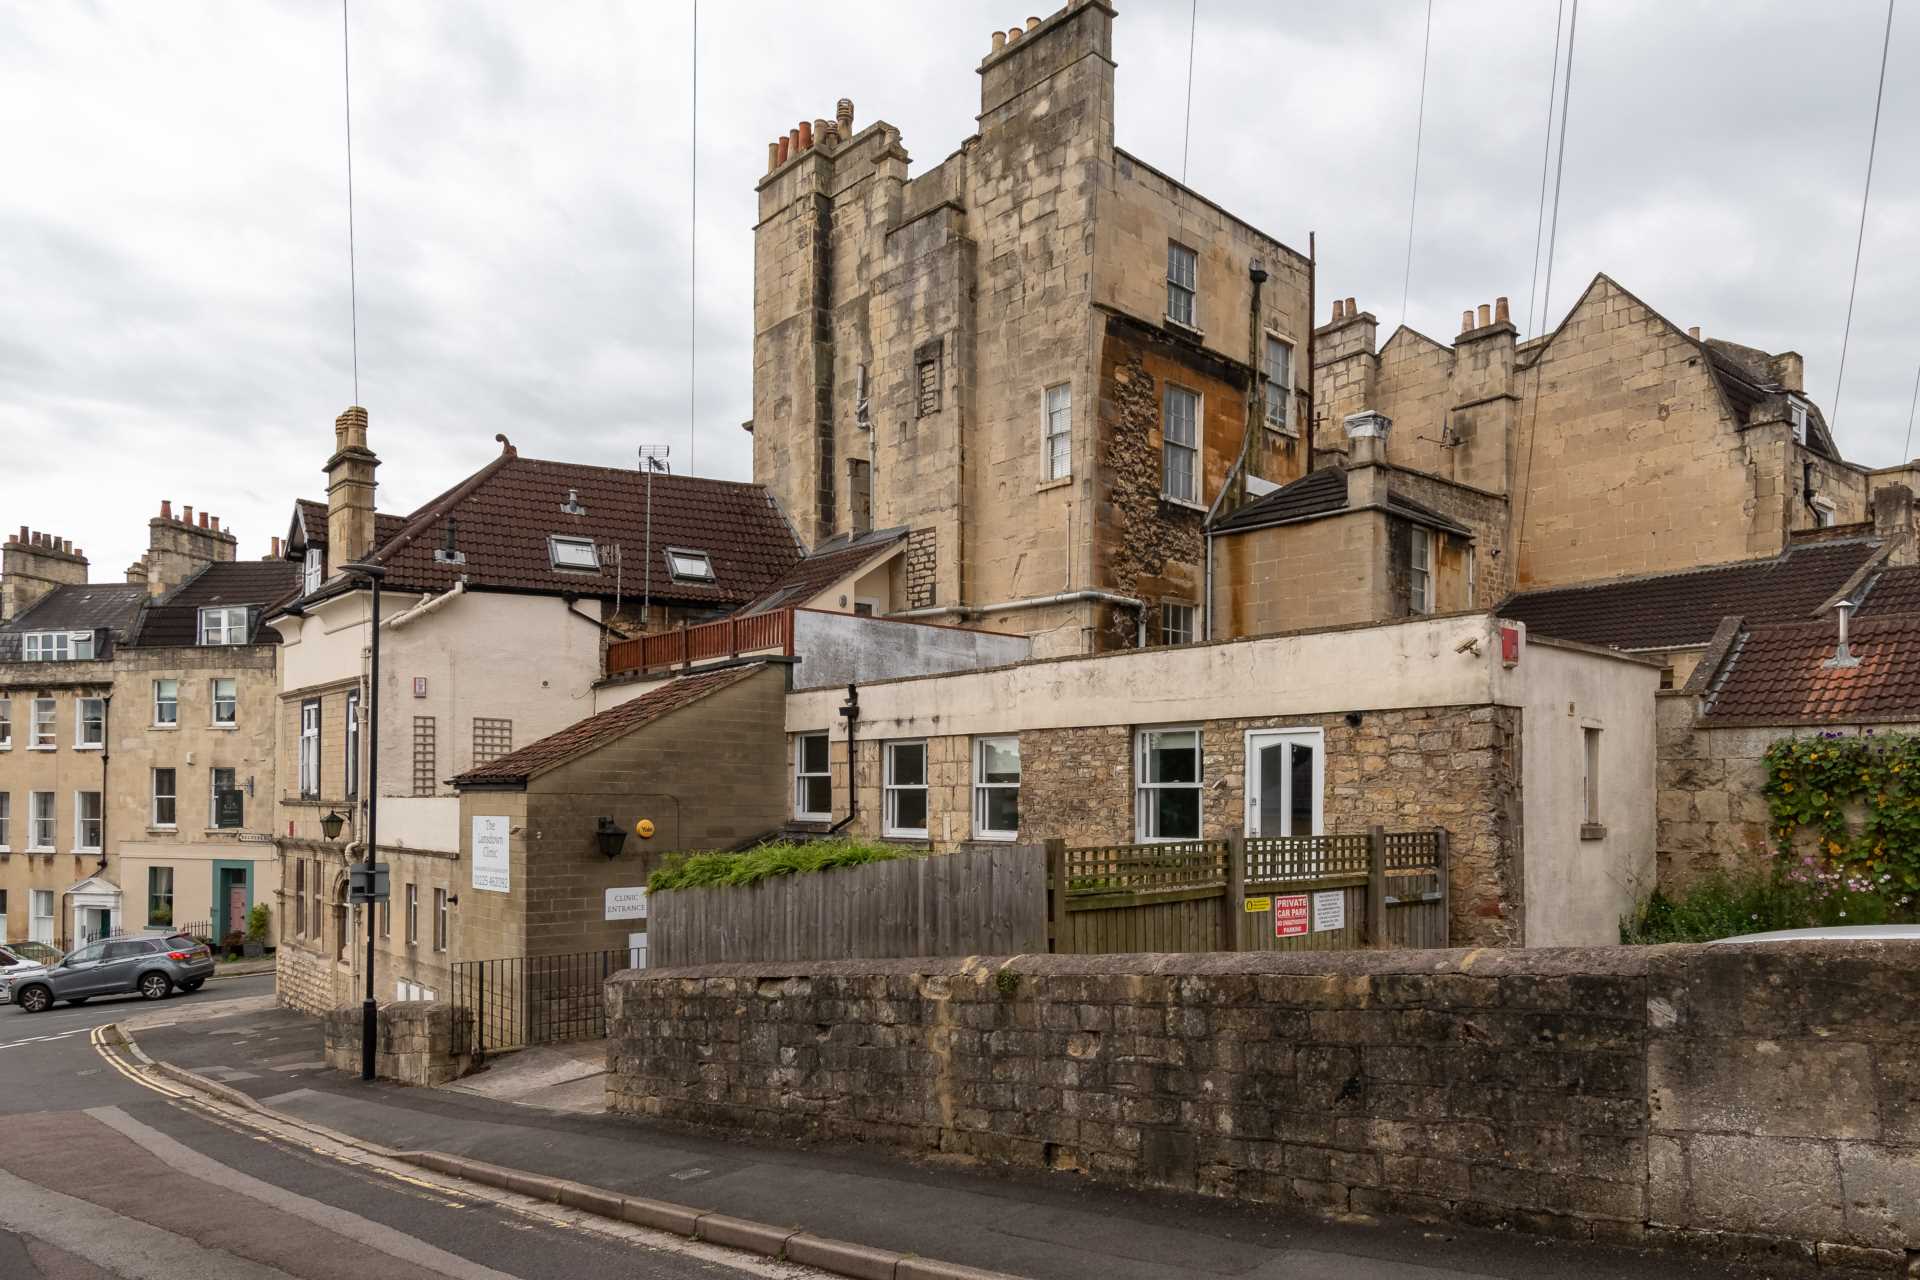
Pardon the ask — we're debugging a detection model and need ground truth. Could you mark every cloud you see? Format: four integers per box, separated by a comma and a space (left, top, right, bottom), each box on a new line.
3, 1, 1916, 581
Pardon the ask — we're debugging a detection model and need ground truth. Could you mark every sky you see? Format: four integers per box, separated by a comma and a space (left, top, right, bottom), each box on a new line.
3, 1, 1917, 580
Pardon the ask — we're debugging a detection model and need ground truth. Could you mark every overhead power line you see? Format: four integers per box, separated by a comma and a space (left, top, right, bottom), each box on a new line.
1526, 0, 1566, 338
1904, 360, 1919, 461
1538, 0, 1579, 332
1830, 0, 1896, 438
689, 0, 699, 475
1400, 0, 1434, 327
1180, 0, 1198, 183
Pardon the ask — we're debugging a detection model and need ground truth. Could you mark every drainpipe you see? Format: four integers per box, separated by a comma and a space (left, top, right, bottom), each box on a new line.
1201, 256, 1269, 642
891, 587, 1144, 622
1305, 230, 1315, 479
97, 692, 111, 878
381, 579, 464, 630
827, 683, 861, 834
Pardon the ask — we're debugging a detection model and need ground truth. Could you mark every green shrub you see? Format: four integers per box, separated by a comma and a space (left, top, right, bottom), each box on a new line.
648, 839, 920, 893
246, 903, 272, 943
1621, 871, 1894, 945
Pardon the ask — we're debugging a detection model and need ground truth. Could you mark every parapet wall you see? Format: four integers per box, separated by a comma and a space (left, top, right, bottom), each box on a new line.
609, 945, 1920, 1273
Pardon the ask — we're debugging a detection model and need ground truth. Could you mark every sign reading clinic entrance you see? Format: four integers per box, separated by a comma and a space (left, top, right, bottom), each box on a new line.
471, 816, 510, 893
606, 886, 649, 921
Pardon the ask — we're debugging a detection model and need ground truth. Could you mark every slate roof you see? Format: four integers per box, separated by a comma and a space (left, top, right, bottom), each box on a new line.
1702, 616, 1920, 725
1497, 540, 1881, 652
738, 527, 909, 615
0, 583, 147, 661
132, 560, 302, 646
1857, 565, 1920, 619
289, 451, 803, 609
452, 664, 767, 786
1211, 467, 1473, 536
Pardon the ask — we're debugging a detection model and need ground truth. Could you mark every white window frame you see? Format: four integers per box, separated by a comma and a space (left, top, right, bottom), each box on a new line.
794, 732, 831, 821
153, 679, 178, 727
548, 536, 600, 571
27, 791, 55, 852
345, 689, 360, 800
299, 700, 321, 798
303, 546, 324, 595
30, 890, 54, 945
1135, 727, 1203, 842
1788, 397, 1810, 446
406, 883, 419, 945
0, 697, 10, 749
1162, 384, 1202, 505
1263, 333, 1295, 434
30, 698, 56, 750
75, 696, 104, 749
74, 792, 102, 853
1409, 527, 1433, 615
1583, 727, 1603, 827
434, 888, 448, 952
211, 677, 237, 726
1166, 241, 1198, 328
971, 736, 1021, 841
23, 631, 90, 662
0, 792, 10, 851
197, 606, 249, 645
152, 768, 177, 829
1042, 383, 1072, 482
882, 739, 929, 839
1159, 602, 1196, 647
665, 547, 715, 582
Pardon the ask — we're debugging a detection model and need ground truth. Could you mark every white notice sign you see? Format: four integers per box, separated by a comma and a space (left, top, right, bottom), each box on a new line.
606, 886, 649, 921
1311, 890, 1346, 933
472, 816, 510, 893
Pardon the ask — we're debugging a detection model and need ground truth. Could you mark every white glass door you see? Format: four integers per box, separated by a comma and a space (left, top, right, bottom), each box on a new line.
1245, 730, 1324, 837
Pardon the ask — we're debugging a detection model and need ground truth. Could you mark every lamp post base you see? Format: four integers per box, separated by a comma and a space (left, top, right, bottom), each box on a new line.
361, 997, 378, 1081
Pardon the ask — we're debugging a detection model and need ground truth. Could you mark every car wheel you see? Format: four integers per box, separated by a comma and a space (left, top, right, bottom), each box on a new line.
16, 985, 52, 1014
137, 972, 173, 1001
180, 979, 204, 992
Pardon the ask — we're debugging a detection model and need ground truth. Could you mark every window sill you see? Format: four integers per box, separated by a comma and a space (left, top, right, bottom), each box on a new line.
973, 831, 1018, 842
1035, 475, 1073, 494
27, 746, 56, 753
74, 744, 102, 752
1580, 823, 1607, 842
209, 723, 238, 731
150, 724, 179, 732
794, 813, 832, 825
1265, 424, 1300, 439
1159, 495, 1207, 514
25, 849, 55, 856
148, 827, 178, 835
1164, 316, 1206, 341
882, 833, 930, 843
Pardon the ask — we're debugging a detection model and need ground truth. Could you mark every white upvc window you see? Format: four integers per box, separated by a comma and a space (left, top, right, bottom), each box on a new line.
74, 792, 102, 852
0, 793, 10, 850
1042, 383, 1072, 482
152, 768, 177, 828
1160, 602, 1196, 647
1409, 528, 1433, 615
1264, 334, 1295, 433
972, 736, 1020, 841
794, 733, 831, 821
30, 890, 53, 944
1162, 385, 1201, 504
1166, 241, 1198, 328
28, 791, 55, 852
75, 697, 104, 748
153, 679, 178, 727
1583, 727, 1603, 827
303, 546, 324, 595
0, 698, 10, 749
1135, 727, 1203, 842
299, 700, 322, 798
198, 606, 249, 645
24, 631, 90, 661
212, 678, 237, 726
883, 740, 929, 839
30, 699, 56, 749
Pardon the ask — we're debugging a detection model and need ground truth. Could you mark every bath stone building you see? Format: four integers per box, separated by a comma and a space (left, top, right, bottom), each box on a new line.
750, 0, 1316, 656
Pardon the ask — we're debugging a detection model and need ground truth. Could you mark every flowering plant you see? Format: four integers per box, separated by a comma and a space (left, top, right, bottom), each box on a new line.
1763, 731, 1920, 915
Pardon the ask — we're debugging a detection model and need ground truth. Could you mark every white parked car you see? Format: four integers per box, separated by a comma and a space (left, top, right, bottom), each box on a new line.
1711, 924, 1920, 944
0, 946, 48, 1002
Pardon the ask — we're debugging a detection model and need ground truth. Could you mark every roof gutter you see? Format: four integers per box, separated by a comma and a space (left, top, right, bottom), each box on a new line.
382, 580, 464, 631
891, 588, 1144, 623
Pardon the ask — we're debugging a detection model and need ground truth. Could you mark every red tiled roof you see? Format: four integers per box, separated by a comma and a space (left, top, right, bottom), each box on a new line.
1858, 565, 1920, 619
364, 454, 802, 606
1703, 616, 1920, 725
452, 664, 768, 785
1499, 540, 1880, 652
739, 528, 908, 615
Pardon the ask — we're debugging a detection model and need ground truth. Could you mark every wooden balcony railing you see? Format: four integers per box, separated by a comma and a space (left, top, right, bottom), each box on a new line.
605, 607, 794, 677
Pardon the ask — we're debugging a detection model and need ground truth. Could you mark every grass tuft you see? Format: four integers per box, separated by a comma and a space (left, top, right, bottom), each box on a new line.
1620, 872, 1893, 944
648, 838, 920, 893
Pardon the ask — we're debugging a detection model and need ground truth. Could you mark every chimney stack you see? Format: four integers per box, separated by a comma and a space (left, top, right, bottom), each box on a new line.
1687, 326, 1701, 341
836, 98, 854, 136
2, 525, 90, 622
326, 405, 381, 570
1344, 410, 1392, 469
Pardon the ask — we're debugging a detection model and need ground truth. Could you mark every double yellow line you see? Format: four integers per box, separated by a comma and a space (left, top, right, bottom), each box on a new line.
90, 1025, 190, 1099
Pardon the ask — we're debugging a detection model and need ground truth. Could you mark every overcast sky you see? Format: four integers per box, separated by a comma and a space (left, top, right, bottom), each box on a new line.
4, 1, 1916, 579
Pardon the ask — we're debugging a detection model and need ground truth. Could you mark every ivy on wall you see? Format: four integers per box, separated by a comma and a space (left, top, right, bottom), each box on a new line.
1764, 732, 1920, 907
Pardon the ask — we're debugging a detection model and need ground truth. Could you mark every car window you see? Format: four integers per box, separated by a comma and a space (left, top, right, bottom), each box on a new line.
164, 934, 199, 950
0, 949, 16, 965
103, 941, 150, 961
64, 943, 107, 966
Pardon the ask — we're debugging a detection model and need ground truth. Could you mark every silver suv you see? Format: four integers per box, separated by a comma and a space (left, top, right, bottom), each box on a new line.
2, 934, 215, 1013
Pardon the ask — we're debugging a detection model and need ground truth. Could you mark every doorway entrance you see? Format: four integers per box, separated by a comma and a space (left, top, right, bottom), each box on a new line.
214, 863, 251, 942
1244, 729, 1324, 838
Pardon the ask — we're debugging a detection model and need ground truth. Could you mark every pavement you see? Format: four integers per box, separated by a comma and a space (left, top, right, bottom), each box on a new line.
130, 1002, 1787, 1280
0, 975, 837, 1279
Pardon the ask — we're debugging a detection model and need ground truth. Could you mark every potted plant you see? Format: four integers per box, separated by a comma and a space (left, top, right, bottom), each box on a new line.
244, 903, 272, 958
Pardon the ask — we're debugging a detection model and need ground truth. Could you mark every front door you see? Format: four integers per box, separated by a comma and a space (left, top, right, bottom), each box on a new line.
1245, 729, 1324, 838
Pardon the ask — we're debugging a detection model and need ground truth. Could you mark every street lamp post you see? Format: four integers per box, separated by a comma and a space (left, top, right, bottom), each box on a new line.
343, 561, 385, 1082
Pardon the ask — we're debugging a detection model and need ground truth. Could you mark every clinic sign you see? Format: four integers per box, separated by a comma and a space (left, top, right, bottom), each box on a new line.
472, 816, 510, 893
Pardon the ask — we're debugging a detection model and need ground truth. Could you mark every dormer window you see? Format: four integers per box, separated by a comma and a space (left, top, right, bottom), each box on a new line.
1788, 397, 1810, 446
197, 606, 250, 645
24, 631, 90, 661
666, 548, 714, 582
303, 546, 323, 595
548, 536, 600, 571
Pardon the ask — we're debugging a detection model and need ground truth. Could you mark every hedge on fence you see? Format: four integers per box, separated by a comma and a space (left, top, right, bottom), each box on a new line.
648, 839, 923, 893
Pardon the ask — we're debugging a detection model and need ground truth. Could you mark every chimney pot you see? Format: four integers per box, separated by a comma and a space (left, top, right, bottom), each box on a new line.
777, 135, 791, 165
74, 548, 83, 560
1687, 325, 1701, 340
836, 98, 854, 134
1495, 296, 1510, 324
1026, 15, 1041, 30
813, 118, 829, 149
183, 505, 194, 525
1477, 303, 1492, 328
1331, 299, 1345, 322
160, 499, 172, 520
15, 525, 26, 544
198, 511, 208, 529
796, 119, 813, 150
210, 515, 221, 532
767, 140, 779, 172
1008, 26, 1022, 43
788, 127, 800, 155
1344, 297, 1357, 317
1462, 310, 1475, 334
992, 29, 1006, 51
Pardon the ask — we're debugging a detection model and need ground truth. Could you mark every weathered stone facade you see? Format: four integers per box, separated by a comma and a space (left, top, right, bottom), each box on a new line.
609, 942, 1920, 1272
323, 1000, 476, 1085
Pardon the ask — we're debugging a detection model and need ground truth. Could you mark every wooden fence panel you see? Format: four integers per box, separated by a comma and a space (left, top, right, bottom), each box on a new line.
650, 845, 1050, 968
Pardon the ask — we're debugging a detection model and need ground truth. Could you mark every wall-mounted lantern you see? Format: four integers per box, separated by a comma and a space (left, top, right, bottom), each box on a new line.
320, 809, 347, 841
595, 817, 627, 859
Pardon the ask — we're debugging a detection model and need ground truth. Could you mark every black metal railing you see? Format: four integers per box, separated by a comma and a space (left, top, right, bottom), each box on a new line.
449, 948, 631, 1052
